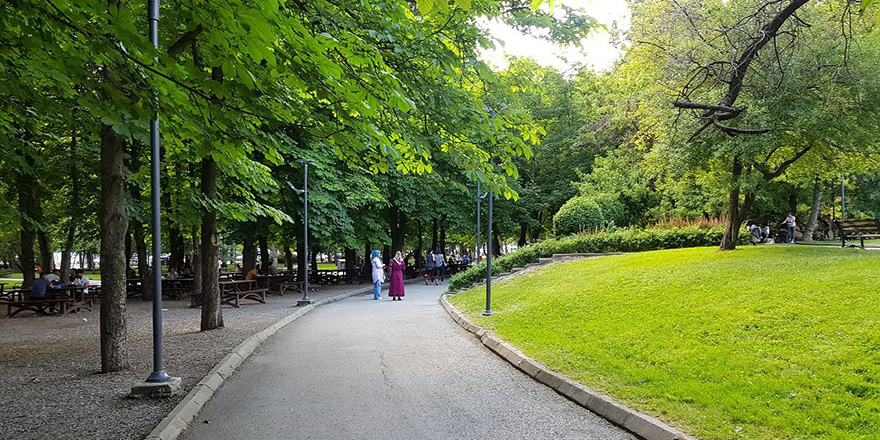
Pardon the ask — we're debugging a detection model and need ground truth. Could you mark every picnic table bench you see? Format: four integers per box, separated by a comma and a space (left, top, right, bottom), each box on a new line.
5, 286, 90, 318
190, 280, 268, 308
834, 218, 880, 248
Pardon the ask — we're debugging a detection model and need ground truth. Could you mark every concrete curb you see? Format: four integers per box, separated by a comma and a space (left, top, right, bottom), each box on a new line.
439, 296, 698, 440
144, 281, 406, 440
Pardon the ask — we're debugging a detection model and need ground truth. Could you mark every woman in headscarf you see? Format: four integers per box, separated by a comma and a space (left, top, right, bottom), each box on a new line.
389, 251, 406, 301
371, 249, 385, 300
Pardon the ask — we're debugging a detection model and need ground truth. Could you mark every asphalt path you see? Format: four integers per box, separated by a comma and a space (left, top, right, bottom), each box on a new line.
183, 281, 634, 440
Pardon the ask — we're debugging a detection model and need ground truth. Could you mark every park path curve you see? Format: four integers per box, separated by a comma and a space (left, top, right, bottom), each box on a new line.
182, 282, 635, 440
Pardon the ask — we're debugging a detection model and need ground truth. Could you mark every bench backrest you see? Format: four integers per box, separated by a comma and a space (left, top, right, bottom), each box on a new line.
835, 218, 880, 235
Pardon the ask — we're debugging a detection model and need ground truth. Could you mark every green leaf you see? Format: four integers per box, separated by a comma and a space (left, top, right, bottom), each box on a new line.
417, 0, 434, 14
530, 0, 543, 12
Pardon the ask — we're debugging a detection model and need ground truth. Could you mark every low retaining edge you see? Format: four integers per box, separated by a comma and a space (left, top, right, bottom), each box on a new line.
439, 296, 697, 440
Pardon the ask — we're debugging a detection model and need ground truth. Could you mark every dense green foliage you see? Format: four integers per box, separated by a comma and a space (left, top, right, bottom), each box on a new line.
448, 225, 747, 290
451, 246, 880, 439
552, 196, 605, 235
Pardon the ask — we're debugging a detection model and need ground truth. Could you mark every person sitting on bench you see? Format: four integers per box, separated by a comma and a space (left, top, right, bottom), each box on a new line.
30, 273, 53, 300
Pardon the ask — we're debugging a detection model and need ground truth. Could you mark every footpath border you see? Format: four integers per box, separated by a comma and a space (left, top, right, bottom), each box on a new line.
145, 279, 419, 440
441, 255, 697, 440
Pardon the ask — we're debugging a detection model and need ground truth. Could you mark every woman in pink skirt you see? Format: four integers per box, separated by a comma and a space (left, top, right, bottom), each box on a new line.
389, 251, 406, 301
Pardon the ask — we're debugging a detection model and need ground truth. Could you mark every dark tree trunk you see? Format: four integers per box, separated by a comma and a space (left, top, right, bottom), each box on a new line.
16, 171, 36, 288
438, 214, 447, 254
389, 205, 407, 256
285, 246, 294, 271
242, 226, 257, 274
124, 229, 133, 271
382, 244, 391, 266
191, 226, 201, 296
430, 218, 438, 252
518, 223, 528, 247
87, 252, 94, 271
99, 124, 129, 373
37, 232, 53, 272
259, 235, 269, 271
200, 156, 222, 331
311, 246, 319, 272
492, 226, 501, 257
720, 157, 756, 251
415, 219, 424, 270
134, 221, 151, 299
61, 131, 79, 283
344, 248, 355, 283
530, 212, 542, 243
169, 226, 183, 270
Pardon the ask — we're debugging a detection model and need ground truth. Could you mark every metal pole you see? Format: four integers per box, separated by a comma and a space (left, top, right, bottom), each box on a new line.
299, 159, 312, 304
841, 175, 846, 219
146, 0, 169, 383
483, 175, 493, 317
476, 181, 481, 262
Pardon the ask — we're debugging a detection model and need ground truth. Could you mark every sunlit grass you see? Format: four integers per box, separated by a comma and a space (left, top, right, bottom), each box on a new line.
450, 246, 880, 440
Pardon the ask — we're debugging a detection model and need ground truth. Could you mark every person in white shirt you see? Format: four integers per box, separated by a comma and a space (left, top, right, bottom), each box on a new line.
73, 269, 90, 296
784, 212, 797, 243
371, 250, 385, 300
46, 269, 61, 286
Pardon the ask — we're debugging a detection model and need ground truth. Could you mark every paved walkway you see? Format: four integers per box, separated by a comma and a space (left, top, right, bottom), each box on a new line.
183, 282, 634, 440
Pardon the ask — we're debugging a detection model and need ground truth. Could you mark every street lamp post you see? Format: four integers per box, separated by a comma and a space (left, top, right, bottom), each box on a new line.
146, 0, 171, 384
297, 159, 313, 306
483, 168, 493, 317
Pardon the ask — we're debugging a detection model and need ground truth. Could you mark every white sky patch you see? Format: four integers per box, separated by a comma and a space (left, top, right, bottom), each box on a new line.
481, 0, 630, 73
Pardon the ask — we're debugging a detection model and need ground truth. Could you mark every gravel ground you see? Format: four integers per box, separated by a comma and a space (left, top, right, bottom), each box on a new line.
0, 284, 367, 440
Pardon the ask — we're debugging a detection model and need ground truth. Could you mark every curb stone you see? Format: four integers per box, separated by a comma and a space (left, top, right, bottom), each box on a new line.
439, 295, 699, 440
144, 282, 394, 440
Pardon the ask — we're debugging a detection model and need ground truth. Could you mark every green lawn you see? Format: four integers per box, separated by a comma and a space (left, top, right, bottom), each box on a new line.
450, 246, 880, 440
0, 270, 101, 280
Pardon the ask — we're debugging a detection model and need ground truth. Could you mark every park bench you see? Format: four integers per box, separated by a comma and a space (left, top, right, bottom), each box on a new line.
834, 218, 880, 248
4, 287, 91, 318
190, 280, 268, 308
278, 280, 305, 296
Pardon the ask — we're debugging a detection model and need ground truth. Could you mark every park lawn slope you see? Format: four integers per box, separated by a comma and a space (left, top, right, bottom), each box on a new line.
450, 246, 880, 440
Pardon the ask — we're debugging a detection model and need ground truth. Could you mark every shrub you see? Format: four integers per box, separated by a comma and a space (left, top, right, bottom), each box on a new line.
592, 193, 626, 226
553, 196, 605, 235
448, 225, 749, 291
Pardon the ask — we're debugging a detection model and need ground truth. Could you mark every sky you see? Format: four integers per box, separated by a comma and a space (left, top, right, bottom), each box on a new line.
480, 0, 631, 73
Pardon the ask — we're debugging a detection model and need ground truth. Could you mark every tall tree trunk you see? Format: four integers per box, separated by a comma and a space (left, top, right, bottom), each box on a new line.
169, 226, 183, 270
61, 131, 79, 283
720, 157, 743, 251
492, 225, 501, 257
134, 221, 151, 300
311, 246, 319, 271
259, 234, 269, 271
415, 219, 424, 270
804, 180, 822, 241
99, 124, 128, 373
87, 252, 94, 270
285, 246, 294, 271
242, 226, 257, 273
200, 155, 222, 331
430, 218, 438, 252
438, 214, 447, 254
382, 244, 390, 266
518, 223, 528, 247
191, 225, 201, 297
16, 171, 36, 288
37, 231, 53, 271
124, 229, 133, 272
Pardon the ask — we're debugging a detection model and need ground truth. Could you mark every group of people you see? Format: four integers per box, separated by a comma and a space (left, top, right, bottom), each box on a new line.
748, 212, 835, 245
29, 269, 90, 300
424, 248, 448, 285
370, 250, 407, 301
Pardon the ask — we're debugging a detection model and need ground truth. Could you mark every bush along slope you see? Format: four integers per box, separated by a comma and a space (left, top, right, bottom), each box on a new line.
450, 225, 748, 291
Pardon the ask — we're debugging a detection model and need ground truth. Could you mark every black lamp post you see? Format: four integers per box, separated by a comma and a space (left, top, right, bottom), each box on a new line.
146, 0, 171, 384
476, 181, 482, 262
289, 159, 314, 306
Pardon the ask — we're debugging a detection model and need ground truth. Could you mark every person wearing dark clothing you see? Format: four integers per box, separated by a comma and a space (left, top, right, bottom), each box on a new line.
30, 273, 52, 300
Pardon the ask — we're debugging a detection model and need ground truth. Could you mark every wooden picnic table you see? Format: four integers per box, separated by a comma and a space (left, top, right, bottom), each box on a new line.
5, 286, 89, 318
190, 280, 268, 308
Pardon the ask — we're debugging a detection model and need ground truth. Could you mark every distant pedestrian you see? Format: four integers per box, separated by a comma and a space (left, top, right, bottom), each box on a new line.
371, 249, 385, 300
434, 248, 446, 283
389, 251, 406, 301
425, 250, 435, 285
784, 212, 797, 243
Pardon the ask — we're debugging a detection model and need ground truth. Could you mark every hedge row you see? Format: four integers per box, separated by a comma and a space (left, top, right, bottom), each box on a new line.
449, 225, 747, 291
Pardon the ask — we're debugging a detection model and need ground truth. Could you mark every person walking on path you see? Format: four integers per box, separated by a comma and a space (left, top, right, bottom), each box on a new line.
425, 250, 435, 285
434, 248, 446, 283
784, 212, 797, 243
389, 251, 406, 301
371, 250, 385, 300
